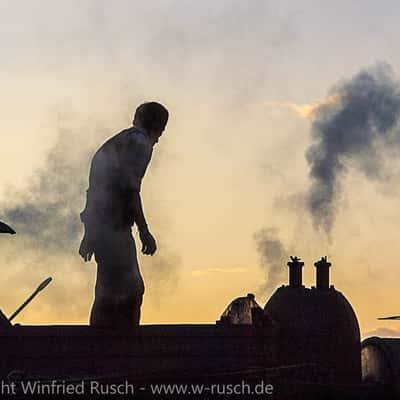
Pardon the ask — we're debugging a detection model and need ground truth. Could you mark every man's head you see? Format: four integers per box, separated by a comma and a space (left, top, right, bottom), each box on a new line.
133, 102, 169, 146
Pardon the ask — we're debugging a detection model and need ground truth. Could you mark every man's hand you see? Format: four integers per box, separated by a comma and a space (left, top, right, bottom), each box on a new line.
139, 229, 157, 255
132, 191, 156, 255
79, 234, 95, 262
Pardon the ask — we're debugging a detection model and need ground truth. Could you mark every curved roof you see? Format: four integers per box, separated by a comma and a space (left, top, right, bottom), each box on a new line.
0, 221, 15, 234
264, 285, 361, 383
264, 286, 360, 340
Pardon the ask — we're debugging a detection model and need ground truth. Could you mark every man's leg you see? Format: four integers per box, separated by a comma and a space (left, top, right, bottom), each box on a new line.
90, 227, 145, 329
89, 295, 116, 327
117, 292, 143, 328
132, 293, 144, 325
90, 227, 120, 328
118, 229, 145, 327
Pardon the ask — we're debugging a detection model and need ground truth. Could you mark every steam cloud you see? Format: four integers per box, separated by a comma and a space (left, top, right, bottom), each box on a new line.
0, 119, 180, 322
0, 127, 94, 320
307, 63, 400, 234
255, 229, 290, 297
2, 134, 88, 253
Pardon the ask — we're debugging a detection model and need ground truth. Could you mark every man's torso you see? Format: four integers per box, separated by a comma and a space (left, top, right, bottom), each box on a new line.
81, 127, 153, 228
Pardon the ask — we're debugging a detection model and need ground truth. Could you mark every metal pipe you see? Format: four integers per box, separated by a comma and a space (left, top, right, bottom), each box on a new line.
314, 256, 331, 290
9, 277, 52, 322
287, 256, 304, 288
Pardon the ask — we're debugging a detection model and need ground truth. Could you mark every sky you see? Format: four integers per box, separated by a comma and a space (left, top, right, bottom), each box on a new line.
1, 0, 400, 338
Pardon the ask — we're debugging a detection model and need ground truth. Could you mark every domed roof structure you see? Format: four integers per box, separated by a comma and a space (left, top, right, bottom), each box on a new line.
264, 257, 361, 383
219, 293, 262, 325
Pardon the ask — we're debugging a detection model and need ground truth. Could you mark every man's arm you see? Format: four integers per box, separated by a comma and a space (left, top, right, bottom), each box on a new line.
78, 187, 100, 262
79, 223, 95, 262
132, 191, 157, 255
78, 204, 98, 262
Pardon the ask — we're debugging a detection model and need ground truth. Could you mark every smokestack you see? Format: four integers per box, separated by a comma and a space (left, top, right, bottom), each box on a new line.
287, 256, 304, 288
314, 256, 331, 290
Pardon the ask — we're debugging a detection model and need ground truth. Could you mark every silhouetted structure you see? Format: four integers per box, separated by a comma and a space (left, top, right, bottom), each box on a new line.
8, 278, 52, 323
264, 256, 361, 383
314, 256, 331, 290
0, 221, 15, 234
219, 293, 263, 325
287, 256, 304, 288
0, 251, 394, 399
362, 337, 400, 398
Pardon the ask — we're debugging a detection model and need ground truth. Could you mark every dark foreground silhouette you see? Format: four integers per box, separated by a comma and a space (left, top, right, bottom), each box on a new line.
0, 255, 394, 399
79, 102, 169, 329
0, 221, 15, 234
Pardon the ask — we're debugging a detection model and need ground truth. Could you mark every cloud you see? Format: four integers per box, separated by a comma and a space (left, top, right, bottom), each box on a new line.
265, 95, 341, 119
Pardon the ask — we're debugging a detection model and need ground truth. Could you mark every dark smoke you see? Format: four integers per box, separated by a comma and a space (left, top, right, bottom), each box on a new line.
255, 229, 290, 297
307, 63, 400, 234
2, 133, 89, 253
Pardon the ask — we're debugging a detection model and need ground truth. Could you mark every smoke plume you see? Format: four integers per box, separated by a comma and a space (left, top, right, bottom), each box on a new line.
306, 63, 400, 234
2, 134, 89, 253
255, 229, 290, 297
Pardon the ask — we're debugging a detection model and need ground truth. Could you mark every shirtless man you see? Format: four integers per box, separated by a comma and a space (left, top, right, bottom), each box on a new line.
79, 102, 169, 328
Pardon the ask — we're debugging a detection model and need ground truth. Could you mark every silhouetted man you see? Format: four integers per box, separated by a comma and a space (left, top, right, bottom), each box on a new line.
79, 102, 169, 329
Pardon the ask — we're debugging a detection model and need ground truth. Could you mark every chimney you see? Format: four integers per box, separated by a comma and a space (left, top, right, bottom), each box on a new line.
314, 256, 331, 290
287, 256, 304, 288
